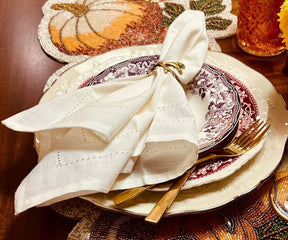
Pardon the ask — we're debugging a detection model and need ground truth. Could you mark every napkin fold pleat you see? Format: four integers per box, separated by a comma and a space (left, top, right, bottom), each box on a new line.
3, 75, 156, 141
159, 10, 208, 84
2, 10, 209, 214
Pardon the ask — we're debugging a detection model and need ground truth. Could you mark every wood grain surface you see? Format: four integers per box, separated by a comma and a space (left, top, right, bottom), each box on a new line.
0, 0, 287, 239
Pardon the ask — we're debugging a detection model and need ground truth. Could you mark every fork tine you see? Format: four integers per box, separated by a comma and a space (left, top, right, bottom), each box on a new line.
245, 124, 271, 149
237, 120, 266, 148
143, 120, 270, 224
239, 121, 267, 149
232, 119, 260, 145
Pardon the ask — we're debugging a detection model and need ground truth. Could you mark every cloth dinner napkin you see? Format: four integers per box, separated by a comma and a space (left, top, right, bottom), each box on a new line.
2, 10, 208, 214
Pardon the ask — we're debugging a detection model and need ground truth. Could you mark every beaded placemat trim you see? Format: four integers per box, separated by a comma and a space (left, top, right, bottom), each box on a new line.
52, 153, 288, 240
38, 0, 237, 63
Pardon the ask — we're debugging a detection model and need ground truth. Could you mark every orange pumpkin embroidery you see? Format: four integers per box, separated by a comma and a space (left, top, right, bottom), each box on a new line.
48, 0, 167, 56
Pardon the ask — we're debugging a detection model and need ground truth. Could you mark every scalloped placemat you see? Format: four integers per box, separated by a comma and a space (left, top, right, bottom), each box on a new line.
38, 0, 237, 63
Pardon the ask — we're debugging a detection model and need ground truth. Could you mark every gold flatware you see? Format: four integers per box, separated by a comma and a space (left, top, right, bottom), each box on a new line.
145, 120, 270, 223
113, 120, 269, 207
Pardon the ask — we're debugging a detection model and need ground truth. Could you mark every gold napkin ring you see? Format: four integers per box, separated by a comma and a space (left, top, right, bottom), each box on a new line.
149, 61, 186, 89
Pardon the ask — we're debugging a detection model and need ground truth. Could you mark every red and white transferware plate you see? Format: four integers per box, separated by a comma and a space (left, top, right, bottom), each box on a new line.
188, 64, 241, 153
79, 55, 241, 155
183, 66, 260, 189
77, 55, 260, 190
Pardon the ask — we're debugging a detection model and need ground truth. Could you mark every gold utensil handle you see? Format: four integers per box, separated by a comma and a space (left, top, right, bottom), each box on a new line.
145, 165, 196, 223
144, 121, 270, 223
112, 154, 222, 206
113, 120, 269, 223
113, 184, 155, 205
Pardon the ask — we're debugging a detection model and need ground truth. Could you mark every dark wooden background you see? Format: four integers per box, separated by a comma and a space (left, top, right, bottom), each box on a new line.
0, 0, 287, 239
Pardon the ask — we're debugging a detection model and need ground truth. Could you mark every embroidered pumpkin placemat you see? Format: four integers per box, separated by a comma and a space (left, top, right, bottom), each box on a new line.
52, 151, 288, 240
38, 0, 237, 63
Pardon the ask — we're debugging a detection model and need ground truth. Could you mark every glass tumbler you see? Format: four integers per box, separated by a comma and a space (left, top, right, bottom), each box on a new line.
270, 176, 288, 221
237, 0, 286, 57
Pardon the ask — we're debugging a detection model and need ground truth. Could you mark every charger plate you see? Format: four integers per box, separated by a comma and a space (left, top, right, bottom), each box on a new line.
37, 46, 287, 215
81, 50, 288, 216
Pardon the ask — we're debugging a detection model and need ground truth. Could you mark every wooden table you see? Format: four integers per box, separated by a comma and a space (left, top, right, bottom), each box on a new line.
0, 0, 287, 239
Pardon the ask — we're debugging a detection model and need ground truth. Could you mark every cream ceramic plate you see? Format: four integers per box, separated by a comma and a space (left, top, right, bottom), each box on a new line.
80, 51, 288, 216
37, 46, 287, 215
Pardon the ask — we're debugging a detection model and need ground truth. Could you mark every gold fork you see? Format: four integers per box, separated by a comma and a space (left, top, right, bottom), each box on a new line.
144, 120, 270, 223
113, 120, 270, 208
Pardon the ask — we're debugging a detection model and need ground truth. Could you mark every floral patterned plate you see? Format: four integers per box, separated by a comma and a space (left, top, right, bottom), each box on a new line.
79, 56, 241, 155
77, 54, 260, 191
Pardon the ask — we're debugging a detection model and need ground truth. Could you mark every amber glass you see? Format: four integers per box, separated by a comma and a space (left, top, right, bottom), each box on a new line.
270, 176, 288, 221
237, 0, 285, 56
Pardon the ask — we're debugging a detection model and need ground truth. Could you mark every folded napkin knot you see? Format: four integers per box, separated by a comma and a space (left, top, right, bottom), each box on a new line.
149, 61, 187, 89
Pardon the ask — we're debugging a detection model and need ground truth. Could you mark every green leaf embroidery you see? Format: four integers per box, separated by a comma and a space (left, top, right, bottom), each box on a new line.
162, 3, 185, 27
190, 0, 226, 16
162, 0, 232, 31
257, 216, 288, 240
205, 16, 232, 31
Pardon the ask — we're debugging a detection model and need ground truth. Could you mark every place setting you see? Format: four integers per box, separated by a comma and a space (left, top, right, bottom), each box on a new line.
2, 2, 288, 239
54, 47, 287, 222
3, 7, 288, 220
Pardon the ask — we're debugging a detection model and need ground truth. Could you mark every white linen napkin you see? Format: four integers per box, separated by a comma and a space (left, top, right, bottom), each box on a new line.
2, 10, 208, 214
